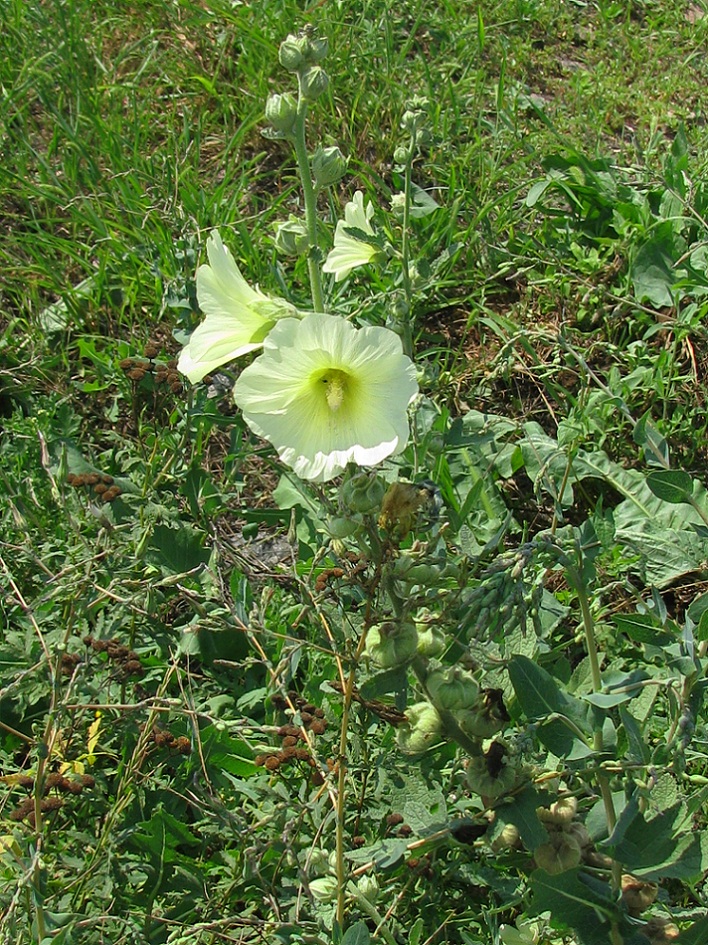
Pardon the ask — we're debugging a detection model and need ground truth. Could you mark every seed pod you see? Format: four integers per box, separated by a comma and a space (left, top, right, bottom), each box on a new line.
365, 620, 418, 669
533, 831, 582, 875
265, 92, 298, 135
396, 702, 441, 756
536, 796, 577, 826
425, 665, 479, 712
466, 743, 517, 799
621, 874, 658, 916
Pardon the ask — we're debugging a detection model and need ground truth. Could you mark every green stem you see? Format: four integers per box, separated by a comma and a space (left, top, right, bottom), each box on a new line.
567, 562, 622, 902
399, 134, 415, 358
293, 87, 324, 313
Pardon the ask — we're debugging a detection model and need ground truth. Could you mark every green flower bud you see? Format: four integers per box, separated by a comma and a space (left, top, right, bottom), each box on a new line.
304, 34, 329, 63
491, 823, 521, 852
426, 665, 479, 712
365, 620, 418, 669
274, 218, 309, 256
279, 34, 306, 71
533, 832, 582, 875
300, 65, 329, 102
393, 146, 412, 165
396, 702, 442, 756
265, 92, 298, 135
312, 145, 348, 189
309, 875, 338, 902
356, 874, 379, 903
340, 471, 385, 514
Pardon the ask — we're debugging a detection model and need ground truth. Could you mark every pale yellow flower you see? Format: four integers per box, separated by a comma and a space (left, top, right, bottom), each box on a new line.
322, 191, 381, 282
178, 231, 299, 383
233, 313, 418, 481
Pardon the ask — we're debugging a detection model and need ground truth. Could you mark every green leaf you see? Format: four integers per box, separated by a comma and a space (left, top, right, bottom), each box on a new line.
528, 869, 627, 945
341, 921, 371, 945
619, 707, 650, 764
508, 656, 592, 758
631, 237, 676, 308
647, 469, 695, 504
603, 789, 708, 880
676, 916, 708, 945
359, 667, 408, 701
613, 613, 677, 648
148, 523, 211, 576
408, 918, 425, 945
494, 785, 548, 849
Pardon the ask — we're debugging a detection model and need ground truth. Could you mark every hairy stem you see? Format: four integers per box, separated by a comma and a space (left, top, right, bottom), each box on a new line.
293, 88, 324, 313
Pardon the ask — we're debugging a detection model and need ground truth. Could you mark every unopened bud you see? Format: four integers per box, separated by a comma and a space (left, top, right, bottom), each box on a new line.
279, 35, 306, 71
274, 218, 309, 256
312, 145, 348, 189
265, 92, 297, 135
300, 65, 329, 101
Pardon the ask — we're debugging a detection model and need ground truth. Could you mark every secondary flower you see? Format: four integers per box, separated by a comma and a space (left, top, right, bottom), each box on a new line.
322, 191, 381, 282
178, 230, 298, 383
233, 313, 418, 481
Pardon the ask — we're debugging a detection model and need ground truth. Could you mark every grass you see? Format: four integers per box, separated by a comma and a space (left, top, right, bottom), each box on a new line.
2, 1, 708, 943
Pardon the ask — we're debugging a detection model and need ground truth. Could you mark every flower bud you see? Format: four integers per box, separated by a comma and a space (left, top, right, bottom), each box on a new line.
299, 65, 329, 101
491, 823, 521, 852
312, 145, 348, 189
274, 218, 309, 256
396, 702, 441, 756
340, 471, 385, 514
304, 34, 328, 63
393, 146, 412, 165
309, 875, 338, 902
533, 831, 582, 875
379, 481, 426, 540
356, 874, 379, 903
426, 665, 479, 712
265, 92, 298, 135
279, 35, 306, 71
365, 620, 418, 669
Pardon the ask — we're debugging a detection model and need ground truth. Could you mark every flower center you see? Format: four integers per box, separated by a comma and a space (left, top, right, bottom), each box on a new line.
320, 369, 348, 411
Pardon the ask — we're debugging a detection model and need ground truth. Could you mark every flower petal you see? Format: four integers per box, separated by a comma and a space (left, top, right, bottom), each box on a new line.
323, 191, 379, 282
178, 230, 298, 383
233, 313, 418, 482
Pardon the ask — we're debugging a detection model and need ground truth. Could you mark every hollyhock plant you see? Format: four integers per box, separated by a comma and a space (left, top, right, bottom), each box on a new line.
178, 230, 300, 383
322, 191, 382, 282
233, 313, 418, 481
